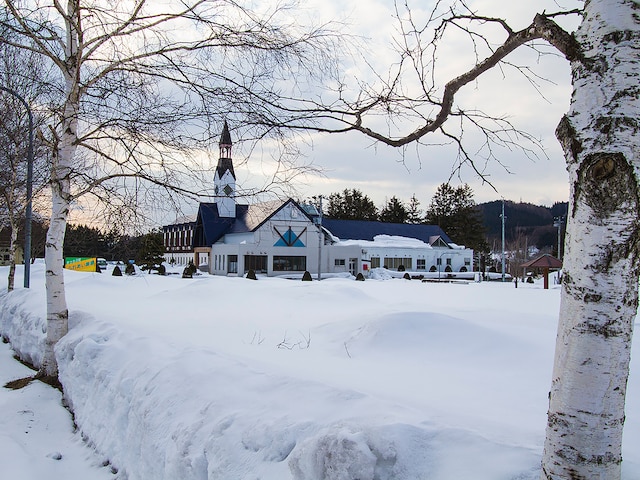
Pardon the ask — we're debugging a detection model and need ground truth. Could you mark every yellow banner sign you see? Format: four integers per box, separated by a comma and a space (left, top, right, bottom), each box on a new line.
64, 257, 98, 272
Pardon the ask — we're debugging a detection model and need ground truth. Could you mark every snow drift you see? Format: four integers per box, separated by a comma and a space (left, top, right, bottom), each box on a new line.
1, 264, 638, 479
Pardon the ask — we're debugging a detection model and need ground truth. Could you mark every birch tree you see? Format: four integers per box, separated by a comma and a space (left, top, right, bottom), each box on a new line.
0, 0, 338, 378
291, 1, 636, 478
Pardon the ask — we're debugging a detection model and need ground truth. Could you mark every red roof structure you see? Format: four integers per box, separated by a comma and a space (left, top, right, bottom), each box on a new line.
522, 253, 563, 289
521, 254, 563, 269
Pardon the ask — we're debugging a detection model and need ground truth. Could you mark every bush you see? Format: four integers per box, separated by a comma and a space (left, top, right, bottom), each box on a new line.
246, 269, 257, 280
302, 271, 313, 281
157, 264, 166, 275
398, 264, 405, 272
125, 263, 135, 275
112, 265, 123, 276
355, 272, 365, 281
403, 272, 411, 280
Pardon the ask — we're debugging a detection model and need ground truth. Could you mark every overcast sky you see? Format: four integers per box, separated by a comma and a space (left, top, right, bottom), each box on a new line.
231, 0, 582, 210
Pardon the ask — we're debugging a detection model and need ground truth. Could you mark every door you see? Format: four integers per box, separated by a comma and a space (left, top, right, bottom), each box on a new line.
349, 258, 358, 277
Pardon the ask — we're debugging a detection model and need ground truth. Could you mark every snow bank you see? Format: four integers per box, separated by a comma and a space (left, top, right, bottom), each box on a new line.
1, 264, 638, 479
0, 286, 47, 368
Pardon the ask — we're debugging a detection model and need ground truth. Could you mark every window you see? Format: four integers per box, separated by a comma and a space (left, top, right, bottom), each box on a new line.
273, 255, 306, 271
417, 259, 426, 270
371, 257, 381, 268
436, 258, 442, 266
335, 259, 345, 266
384, 258, 412, 270
465, 257, 471, 266
446, 258, 452, 266
244, 255, 268, 273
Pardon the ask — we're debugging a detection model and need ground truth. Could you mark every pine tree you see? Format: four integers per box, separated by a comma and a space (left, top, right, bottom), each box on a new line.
136, 231, 165, 274
426, 183, 488, 252
406, 194, 423, 224
326, 189, 378, 220
379, 196, 408, 223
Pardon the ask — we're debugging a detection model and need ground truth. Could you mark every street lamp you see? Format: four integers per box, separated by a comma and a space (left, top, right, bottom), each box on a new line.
0, 86, 34, 288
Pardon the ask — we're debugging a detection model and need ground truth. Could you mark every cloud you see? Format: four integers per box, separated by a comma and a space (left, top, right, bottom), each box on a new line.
286, 0, 580, 207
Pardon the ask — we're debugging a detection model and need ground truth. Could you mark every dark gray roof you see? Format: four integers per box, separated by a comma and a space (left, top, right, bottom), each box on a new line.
194, 203, 248, 246
220, 120, 232, 146
216, 157, 235, 180
321, 219, 453, 245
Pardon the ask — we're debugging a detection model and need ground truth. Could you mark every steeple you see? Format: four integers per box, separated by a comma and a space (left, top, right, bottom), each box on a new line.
214, 121, 236, 218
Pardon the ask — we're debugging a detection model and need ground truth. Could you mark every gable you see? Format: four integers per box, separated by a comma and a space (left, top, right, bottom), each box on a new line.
251, 198, 316, 232
193, 198, 317, 246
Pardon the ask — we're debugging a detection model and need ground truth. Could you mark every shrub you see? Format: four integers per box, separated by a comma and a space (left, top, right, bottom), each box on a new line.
125, 263, 135, 275
355, 272, 365, 281
186, 261, 197, 276
112, 266, 123, 277
246, 269, 257, 280
301, 271, 313, 281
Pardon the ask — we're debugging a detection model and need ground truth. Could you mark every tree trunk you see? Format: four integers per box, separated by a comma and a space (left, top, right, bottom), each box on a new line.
41, 0, 80, 378
541, 1, 640, 478
7, 217, 18, 292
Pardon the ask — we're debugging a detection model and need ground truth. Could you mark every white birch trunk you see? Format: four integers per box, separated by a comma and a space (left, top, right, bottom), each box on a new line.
41, 0, 80, 377
541, 1, 640, 478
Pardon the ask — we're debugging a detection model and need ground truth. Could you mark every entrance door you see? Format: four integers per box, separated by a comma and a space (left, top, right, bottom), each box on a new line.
227, 255, 238, 274
349, 258, 358, 276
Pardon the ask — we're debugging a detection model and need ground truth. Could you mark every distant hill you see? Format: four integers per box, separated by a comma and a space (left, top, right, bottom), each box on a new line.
478, 200, 568, 251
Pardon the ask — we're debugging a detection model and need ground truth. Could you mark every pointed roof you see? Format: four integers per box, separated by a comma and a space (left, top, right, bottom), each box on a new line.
521, 253, 562, 269
216, 157, 235, 180
216, 121, 235, 179
220, 120, 232, 146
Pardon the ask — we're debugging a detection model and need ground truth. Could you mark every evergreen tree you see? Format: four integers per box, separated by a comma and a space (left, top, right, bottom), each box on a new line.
136, 231, 165, 274
326, 189, 378, 220
426, 183, 488, 253
379, 196, 408, 223
406, 194, 423, 224
64, 224, 107, 258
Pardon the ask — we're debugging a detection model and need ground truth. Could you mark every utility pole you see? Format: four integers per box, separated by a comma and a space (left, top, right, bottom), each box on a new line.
500, 199, 506, 282
0, 86, 34, 288
553, 216, 564, 260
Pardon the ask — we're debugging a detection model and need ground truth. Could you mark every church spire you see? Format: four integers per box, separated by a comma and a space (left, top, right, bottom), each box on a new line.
217, 120, 235, 179
214, 121, 236, 218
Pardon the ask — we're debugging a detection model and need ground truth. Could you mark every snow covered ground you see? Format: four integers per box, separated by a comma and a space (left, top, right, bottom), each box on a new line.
0, 339, 114, 479
1, 263, 639, 480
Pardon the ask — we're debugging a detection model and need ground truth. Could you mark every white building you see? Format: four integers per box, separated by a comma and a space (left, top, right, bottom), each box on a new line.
164, 122, 474, 278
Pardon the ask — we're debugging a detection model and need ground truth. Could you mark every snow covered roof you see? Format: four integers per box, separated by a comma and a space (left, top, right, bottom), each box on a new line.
337, 235, 433, 249
321, 219, 454, 246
